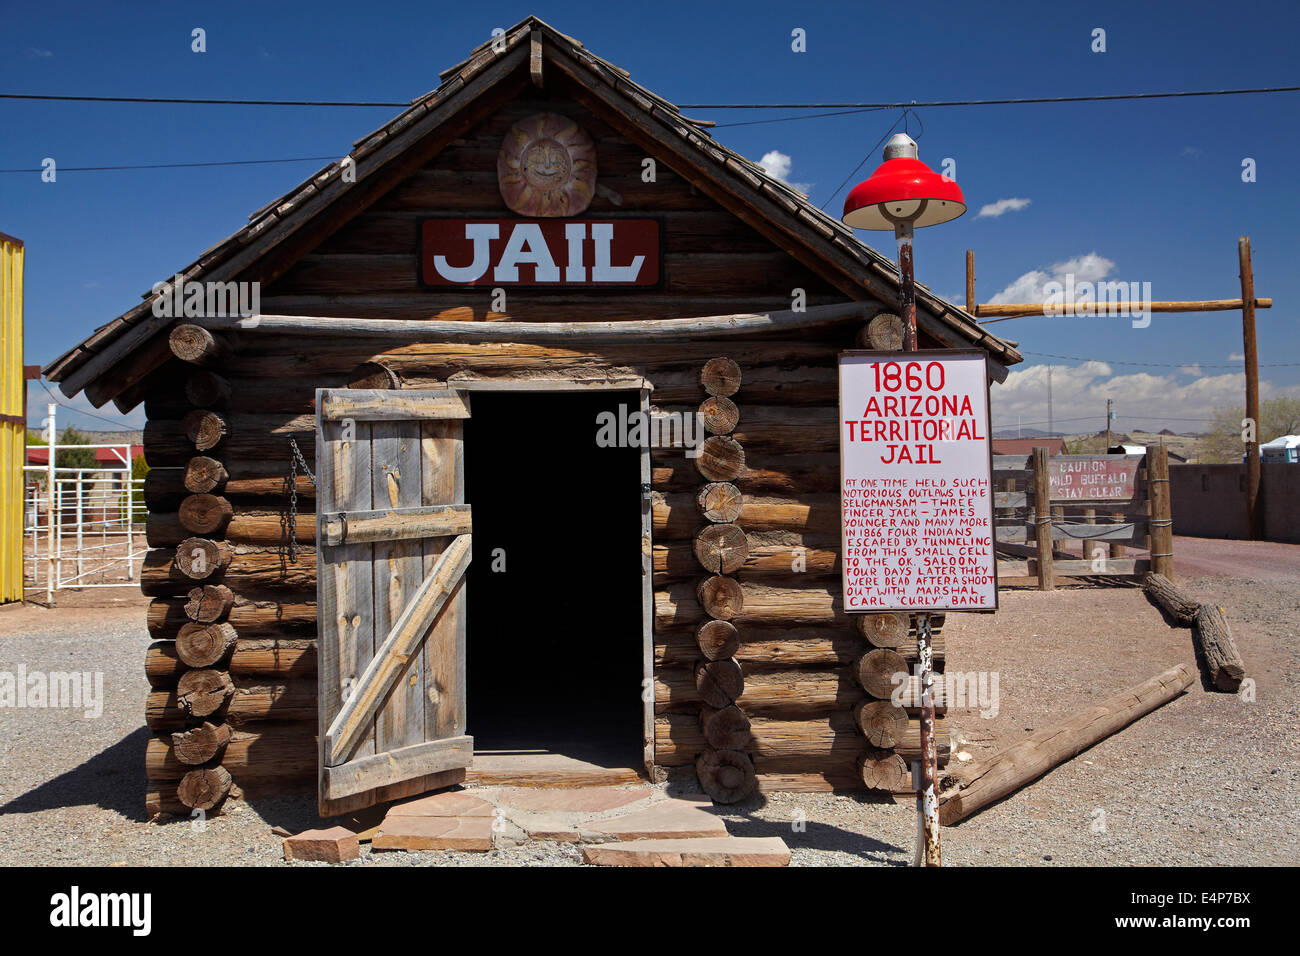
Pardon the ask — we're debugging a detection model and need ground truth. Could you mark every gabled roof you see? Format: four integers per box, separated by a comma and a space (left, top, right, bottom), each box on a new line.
44, 15, 1021, 407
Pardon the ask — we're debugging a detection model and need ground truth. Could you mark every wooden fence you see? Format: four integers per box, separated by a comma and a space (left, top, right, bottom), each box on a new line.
994, 445, 1173, 589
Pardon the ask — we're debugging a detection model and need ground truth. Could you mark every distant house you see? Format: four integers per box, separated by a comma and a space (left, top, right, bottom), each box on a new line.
991, 438, 1068, 456
25, 444, 142, 469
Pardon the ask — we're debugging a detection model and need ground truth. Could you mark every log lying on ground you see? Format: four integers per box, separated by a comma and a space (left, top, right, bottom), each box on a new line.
1142, 572, 1200, 626
1192, 605, 1246, 691
938, 663, 1195, 826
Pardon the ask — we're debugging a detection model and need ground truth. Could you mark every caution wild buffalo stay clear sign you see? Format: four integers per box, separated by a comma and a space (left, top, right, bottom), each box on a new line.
839, 349, 998, 612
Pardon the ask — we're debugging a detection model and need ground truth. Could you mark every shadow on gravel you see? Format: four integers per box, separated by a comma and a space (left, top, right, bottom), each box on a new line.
0, 726, 151, 821
723, 813, 907, 861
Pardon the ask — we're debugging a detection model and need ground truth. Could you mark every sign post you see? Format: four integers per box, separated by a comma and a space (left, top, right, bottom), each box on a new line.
839, 349, 998, 866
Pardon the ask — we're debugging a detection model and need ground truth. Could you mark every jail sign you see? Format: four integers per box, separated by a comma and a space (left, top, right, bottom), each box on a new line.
839, 350, 998, 612
421, 219, 660, 287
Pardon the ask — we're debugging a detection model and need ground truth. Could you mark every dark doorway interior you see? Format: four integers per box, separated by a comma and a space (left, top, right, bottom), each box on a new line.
464, 390, 644, 767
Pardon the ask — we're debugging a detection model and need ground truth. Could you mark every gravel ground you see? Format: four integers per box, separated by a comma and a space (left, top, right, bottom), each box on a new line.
1, 562, 1295, 867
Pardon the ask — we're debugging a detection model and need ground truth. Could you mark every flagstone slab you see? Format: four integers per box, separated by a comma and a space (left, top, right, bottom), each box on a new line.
494, 786, 653, 814
582, 837, 791, 867
372, 815, 494, 851
385, 790, 495, 817
582, 799, 729, 840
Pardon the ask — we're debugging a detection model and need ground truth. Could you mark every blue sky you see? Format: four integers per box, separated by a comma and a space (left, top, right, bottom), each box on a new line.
2, 0, 1297, 435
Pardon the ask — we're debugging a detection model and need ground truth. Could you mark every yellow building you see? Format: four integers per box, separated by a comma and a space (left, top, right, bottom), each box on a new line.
1, 233, 24, 603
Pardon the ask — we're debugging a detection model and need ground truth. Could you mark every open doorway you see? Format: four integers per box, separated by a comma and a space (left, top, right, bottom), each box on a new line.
463, 389, 646, 776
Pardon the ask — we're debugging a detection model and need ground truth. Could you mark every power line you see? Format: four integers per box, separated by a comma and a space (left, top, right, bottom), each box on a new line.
680, 85, 1300, 109
2, 83, 1297, 111
37, 379, 140, 431
713, 106, 889, 128
1021, 349, 1300, 369
819, 111, 909, 210
0, 155, 337, 174
0, 93, 409, 107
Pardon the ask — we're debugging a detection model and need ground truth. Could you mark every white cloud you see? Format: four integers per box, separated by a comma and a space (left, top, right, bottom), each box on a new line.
988, 252, 1116, 304
1181, 146, 1203, 158
1228, 352, 1245, 361
26, 48, 53, 58
757, 150, 814, 194
1179, 364, 1202, 377
993, 363, 1300, 434
977, 197, 1031, 218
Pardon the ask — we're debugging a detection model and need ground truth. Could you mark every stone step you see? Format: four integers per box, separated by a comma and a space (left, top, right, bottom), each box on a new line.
371, 815, 494, 852
582, 836, 792, 867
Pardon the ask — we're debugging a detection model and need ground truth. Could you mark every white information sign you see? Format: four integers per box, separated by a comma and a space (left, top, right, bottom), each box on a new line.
839, 349, 998, 612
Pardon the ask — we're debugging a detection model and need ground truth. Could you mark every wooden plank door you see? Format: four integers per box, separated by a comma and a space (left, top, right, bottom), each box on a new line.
315, 387, 473, 815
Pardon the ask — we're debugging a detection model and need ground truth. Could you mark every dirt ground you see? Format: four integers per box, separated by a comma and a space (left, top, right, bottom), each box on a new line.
0, 537, 1295, 867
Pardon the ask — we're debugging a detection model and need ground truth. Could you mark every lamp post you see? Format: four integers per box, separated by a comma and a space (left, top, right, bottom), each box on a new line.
842, 132, 966, 867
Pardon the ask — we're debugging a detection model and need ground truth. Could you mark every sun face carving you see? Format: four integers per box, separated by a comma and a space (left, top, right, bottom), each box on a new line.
497, 113, 597, 217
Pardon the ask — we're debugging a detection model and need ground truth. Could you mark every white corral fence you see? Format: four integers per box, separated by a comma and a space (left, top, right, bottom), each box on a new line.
22, 403, 146, 603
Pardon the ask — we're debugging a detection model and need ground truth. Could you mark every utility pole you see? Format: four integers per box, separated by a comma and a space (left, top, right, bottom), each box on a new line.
1105, 398, 1113, 452
1047, 366, 1054, 437
1239, 237, 1262, 539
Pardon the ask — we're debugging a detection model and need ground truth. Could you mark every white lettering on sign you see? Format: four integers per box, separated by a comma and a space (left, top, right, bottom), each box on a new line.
421, 219, 660, 287
839, 351, 998, 612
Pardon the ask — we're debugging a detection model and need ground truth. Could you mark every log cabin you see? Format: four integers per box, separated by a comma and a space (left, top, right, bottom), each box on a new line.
43, 16, 1022, 818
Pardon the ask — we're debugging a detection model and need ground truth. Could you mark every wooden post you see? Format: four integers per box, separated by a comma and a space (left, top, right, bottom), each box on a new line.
1082, 507, 1096, 562
1111, 510, 1127, 558
1239, 237, 1262, 540
965, 250, 975, 313
45, 402, 55, 605
1146, 444, 1174, 580
1031, 447, 1054, 590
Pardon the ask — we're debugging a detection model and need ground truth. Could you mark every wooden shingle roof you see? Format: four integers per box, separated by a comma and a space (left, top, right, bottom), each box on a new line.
44, 15, 1021, 408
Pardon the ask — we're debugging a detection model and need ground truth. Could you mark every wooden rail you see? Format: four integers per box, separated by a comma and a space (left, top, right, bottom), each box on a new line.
993, 445, 1173, 589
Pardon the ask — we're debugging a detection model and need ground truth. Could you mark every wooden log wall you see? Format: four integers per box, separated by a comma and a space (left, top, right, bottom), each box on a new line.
139, 329, 956, 802
131, 83, 970, 809
691, 358, 757, 803
142, 324, 320, 817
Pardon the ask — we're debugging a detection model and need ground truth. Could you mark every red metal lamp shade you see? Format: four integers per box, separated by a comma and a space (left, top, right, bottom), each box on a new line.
842, 138, 966, 231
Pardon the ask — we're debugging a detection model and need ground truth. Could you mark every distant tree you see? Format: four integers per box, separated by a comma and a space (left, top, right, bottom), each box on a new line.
1200, 397, 1300, 463
54, 426, 99, 471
